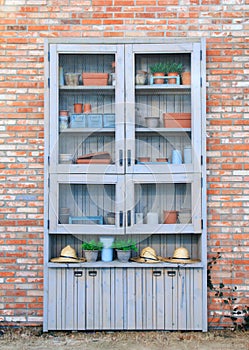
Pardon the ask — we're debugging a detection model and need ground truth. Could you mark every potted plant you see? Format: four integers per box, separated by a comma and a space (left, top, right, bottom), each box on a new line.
166, 62, 184, 84
82, 240, 103, 262
149, 62, 166, 84
112, 239, 138, 262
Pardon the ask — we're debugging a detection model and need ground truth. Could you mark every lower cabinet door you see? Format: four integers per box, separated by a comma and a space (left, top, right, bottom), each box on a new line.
165, 268, 203, 330
85, 268, 125, 330
47, 268, 86, 330
47, 267, 203, 331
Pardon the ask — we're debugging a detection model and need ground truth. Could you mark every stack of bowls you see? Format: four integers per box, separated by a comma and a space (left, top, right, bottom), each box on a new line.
178, 209, 191, 224
59, 154, 73, 164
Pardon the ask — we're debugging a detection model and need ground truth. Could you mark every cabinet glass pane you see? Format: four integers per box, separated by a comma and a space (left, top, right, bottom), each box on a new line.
135, 131, 191, 164
58, 54, 116, 165
58, 184, 116, 226
134, 183, 191, 225
134, 53, 192, 166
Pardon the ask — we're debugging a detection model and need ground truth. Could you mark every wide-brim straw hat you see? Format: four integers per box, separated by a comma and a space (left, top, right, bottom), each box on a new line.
50, 245, 85, 263
161, 246, 200, 264
131, 246, 162, 263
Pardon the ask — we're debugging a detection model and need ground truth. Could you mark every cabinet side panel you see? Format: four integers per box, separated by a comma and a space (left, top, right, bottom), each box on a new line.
47, 269, 58, 330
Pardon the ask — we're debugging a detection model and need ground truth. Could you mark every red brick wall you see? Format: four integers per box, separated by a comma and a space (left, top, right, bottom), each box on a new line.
0, 1, 248, 328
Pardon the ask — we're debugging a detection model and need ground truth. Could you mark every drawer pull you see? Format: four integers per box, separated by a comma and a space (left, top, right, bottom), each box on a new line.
153, 270, 162, 277
88, 270, 97, 277
74, 271, 83, 277
167, 271, 176, 277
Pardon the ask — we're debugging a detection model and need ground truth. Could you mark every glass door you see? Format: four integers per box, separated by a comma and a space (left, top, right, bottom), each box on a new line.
125, 173, 202, 234
125, 43, 202, 174
49, 174, 125, 235
49, 44, 125, 174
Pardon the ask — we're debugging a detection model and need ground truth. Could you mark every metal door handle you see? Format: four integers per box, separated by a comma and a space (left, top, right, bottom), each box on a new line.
153, 271, 162, 277
119, 150, 123, 166
74, 271, 83, 277
119, 211, 123, 227
127, 149, 131, 166
127, 210, 131, 226
167, 271, 176, 277
88, 270, 97, 277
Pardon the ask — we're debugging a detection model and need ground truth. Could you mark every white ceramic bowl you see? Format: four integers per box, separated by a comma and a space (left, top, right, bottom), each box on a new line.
145, 116, 159, 128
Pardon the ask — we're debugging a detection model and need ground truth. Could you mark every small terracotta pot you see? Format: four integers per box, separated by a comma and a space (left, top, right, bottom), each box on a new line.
83, 103, 92, 113
153, 72, 165, 84
59, 110, 69, 116
74, 103, 83, 114
163, 210, 178, 224
138, 157, 150, 162
181, 71, 191, 85
156, 158, 168, 162
167, 72, 178, 84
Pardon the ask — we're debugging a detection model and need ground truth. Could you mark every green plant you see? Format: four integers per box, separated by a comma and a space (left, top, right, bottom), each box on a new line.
112, 239, 138, 252
82, 240, 103, 251
149, 62, 167, 74
166, 61, 184, 74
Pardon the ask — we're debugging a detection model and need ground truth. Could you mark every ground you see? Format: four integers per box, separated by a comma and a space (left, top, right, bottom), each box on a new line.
0, 327, 248, 350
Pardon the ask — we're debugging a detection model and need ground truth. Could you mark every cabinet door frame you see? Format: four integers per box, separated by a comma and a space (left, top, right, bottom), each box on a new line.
48, 43, 125, 175
125, 42, 203, 174
125, 173, 202, 234
49, 174, 125, 235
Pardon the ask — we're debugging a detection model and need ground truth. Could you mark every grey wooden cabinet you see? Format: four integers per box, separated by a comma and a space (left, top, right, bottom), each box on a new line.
47, 266, 203, 331
44, 38, 207, 331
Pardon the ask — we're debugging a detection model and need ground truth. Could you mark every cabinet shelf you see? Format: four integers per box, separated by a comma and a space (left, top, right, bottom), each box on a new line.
135, 84, 191, 95
135, 127, 191, 133
48, 261, 203, 268
60, 127, 115, 134
60, 85, 115, 92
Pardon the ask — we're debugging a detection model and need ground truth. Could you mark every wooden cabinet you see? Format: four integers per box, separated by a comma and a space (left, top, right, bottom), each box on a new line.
44, 38, 206, 331
47, 267, 203, 331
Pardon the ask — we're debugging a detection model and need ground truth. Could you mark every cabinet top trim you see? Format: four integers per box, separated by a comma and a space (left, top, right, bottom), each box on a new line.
45, 37, 205, 46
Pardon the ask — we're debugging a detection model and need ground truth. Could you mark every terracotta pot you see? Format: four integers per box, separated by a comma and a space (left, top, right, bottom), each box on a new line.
138, 157, 150, 162
74, 103, 83, 114
182, 71, 191, 85
83, 103, 92, 113
59, 110, 69, 116
82, 73, 109, 86
167, 72, 178, 84
163, 210, 178, 224
156, 158, 168, 162
153, 72, 165, 84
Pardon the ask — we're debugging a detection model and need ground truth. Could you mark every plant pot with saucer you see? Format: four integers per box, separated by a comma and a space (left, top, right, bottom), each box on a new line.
149, 63, 166, 84
112, 239, 138, 262
165, 62, 183, 84
81, 240, 103, 262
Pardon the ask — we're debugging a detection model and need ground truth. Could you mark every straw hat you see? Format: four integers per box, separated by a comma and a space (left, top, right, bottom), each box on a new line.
131, 246, 161, 263
161, 247, 200, 264
50, 245, 85, 263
